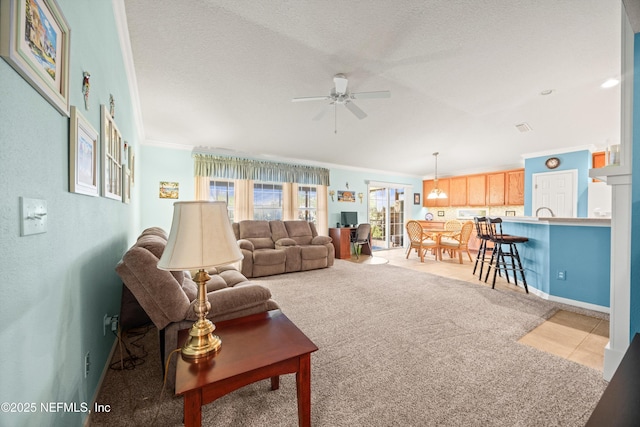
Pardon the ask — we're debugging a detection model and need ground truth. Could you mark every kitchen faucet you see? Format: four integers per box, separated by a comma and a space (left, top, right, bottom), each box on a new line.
535, 207, 555, 217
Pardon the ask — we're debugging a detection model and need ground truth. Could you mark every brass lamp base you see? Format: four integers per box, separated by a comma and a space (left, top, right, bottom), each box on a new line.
181, 318, 222, 360
181, 269, 222, 361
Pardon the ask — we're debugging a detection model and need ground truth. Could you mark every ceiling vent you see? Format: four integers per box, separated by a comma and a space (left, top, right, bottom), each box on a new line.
515, 122, 532, 133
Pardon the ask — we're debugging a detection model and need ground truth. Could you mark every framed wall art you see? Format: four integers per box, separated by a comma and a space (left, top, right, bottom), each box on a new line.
122, 166, 131, 204
159, 181, 179, 199
101, 104, 123, 200
0, 0, 70, 115
337, 190, 355, 202
413, 193, 420, 205
69, 106, 98, 196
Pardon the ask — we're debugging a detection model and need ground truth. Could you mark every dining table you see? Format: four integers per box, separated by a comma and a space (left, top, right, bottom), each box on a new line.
422, 228, 458, 261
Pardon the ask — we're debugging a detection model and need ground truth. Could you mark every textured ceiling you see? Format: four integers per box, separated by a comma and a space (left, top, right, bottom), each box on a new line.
124, 0, 621, 177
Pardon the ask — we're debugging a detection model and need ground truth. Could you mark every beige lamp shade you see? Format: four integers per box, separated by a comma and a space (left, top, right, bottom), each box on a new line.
157, 201, 243, 271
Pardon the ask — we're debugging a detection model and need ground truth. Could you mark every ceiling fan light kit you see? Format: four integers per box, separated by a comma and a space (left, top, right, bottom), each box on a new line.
292, 73, 390, 133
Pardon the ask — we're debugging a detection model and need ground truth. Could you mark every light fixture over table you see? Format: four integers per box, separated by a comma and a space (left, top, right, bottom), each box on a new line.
157, 201, 243, 360
427, 152, 448, 200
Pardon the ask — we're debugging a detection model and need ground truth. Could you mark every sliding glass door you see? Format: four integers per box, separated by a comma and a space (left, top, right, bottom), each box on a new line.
368, 185, 406, 250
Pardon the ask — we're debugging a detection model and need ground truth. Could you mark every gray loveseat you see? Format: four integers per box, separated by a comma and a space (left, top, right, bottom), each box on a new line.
232, 220, 335, 278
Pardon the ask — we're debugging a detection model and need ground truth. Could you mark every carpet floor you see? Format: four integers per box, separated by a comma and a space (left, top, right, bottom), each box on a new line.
91, 260, 608, 426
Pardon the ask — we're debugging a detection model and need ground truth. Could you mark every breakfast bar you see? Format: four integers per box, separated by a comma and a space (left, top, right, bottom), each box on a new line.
500, 217, 611, 311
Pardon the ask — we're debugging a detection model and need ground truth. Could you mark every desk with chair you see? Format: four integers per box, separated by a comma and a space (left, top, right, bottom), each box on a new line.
329, 226, 372, 259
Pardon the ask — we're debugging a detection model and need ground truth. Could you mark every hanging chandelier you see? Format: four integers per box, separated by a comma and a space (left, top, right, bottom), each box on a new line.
427, 152, 448, 199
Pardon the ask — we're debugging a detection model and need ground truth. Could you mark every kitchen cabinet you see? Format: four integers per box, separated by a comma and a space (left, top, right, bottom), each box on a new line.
592, 151, 605, 182
467, 175, 487, 206
506, 169, 525, 205
449, 176, 467, 206
422, 168, 524, 208
423, 179, 450, 207
487, 172, 505, 206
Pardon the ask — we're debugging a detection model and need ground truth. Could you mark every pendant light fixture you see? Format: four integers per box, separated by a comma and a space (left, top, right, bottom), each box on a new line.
427, 152, 448, 199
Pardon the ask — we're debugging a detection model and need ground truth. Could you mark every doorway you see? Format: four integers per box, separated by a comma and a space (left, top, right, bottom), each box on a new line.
532, 170, 577, 217
368, 185, 406, 250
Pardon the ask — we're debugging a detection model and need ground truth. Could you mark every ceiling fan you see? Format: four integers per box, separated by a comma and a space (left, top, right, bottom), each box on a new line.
292, 74, 390, 132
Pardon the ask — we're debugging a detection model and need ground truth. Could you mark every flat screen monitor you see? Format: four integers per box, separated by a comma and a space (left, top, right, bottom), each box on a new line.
341, 211, 358, 227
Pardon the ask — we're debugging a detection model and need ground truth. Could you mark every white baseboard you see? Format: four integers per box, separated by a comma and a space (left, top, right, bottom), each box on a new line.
518, 282, 610, 314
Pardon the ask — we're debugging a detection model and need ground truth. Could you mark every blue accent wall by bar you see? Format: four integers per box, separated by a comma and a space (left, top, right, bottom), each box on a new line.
524, 150, 591, 217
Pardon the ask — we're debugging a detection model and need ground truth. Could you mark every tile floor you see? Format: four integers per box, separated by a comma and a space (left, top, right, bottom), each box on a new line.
348, 247, 610, 371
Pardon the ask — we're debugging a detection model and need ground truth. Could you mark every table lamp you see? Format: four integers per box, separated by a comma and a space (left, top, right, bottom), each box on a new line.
157, 201, 242, 360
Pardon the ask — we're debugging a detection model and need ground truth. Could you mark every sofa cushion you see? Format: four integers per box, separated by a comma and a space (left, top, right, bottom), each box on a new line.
284, 221, 314, 245
219, 269, 248, 287
300, 245, 328, 260
269, 220, 289, 242
253, 248, 286, 265
185, 284, 274, 321
205, 275, 228, 292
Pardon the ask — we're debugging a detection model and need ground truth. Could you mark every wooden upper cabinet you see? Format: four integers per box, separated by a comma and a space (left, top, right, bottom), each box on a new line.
467, 174, 486, 206
592, 151, 606, 182
506, 169, 525, 205
422, 179, 450, 207
487, 172, 506, 206
449, 176, 467, 206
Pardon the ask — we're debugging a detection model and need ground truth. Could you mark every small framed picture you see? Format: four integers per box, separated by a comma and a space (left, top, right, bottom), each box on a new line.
505, 210, 516, 216
413, 193, 420, 205
160, 181, 179, 199
438, 211, 445, 217
69, 106, 99, 197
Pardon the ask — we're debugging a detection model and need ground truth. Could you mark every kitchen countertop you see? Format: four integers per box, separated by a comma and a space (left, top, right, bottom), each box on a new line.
501, 216, 611, 227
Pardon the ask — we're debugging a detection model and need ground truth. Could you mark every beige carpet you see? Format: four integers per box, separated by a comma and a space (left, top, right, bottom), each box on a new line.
91, 260, 607, 426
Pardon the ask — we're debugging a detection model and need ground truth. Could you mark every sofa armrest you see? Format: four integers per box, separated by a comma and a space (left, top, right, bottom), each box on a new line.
237, 239, 254, 251
275, 237, 297, 247
184, 284, 274, 321
312, 235, 332, 245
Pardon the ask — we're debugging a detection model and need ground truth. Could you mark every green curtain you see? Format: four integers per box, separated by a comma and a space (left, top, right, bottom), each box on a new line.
194, 154, 330, 186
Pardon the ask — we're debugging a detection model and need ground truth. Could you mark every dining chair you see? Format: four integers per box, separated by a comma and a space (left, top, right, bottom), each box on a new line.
439, 221, 474, 263
405, 220, 438, 262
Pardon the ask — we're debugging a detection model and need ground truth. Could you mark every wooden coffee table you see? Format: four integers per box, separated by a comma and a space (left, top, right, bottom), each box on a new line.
175, 310, 318, 427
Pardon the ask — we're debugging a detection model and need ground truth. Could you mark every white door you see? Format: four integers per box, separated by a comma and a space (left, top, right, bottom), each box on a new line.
532, 170, 577, 217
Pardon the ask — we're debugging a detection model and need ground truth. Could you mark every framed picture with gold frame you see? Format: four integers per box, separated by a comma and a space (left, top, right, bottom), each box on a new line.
0, 0, 70, 115
69, 106, 98, 196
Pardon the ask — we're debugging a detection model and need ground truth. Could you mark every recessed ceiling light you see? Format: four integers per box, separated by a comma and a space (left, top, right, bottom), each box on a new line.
540, 89, 553, 95
601, 78, 620, 88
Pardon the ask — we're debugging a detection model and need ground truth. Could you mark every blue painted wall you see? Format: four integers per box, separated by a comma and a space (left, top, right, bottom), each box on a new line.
630, 33, 640, 338
502, 221, 610, 308
524, 150, 591, 217
138, 147, 424, 234
0, 2, 140, 426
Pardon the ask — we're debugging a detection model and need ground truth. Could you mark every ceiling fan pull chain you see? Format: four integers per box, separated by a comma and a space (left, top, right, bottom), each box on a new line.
334, 104, 338, 134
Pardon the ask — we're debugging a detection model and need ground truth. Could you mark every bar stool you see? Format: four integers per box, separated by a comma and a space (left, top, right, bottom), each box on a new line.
483, 217, 529, 293
472, 217, 492, 279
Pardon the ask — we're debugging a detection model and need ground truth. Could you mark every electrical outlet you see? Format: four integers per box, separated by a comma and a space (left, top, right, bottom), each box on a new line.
104, 314, 119, 335
84, 352, 90, 378
557, 270, 566, 280
111, 315, 119, 333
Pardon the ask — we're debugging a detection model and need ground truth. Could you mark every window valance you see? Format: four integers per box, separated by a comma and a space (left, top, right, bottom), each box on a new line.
194, 154, 330, 186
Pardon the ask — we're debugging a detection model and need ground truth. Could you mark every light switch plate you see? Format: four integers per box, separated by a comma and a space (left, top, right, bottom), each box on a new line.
20, 197, 47, 236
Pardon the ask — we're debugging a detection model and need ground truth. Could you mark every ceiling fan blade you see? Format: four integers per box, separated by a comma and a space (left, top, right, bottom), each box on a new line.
312, 105, 332, 121
344, 101, 367, 120
350, 90, 391, 100
291, 96, 331, 102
